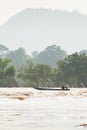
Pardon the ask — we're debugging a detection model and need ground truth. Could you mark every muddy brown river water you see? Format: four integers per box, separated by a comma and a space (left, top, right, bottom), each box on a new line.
0, 88, 87, 130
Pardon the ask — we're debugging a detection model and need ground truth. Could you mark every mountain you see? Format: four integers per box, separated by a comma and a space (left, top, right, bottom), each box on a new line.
0, 8, 87, 54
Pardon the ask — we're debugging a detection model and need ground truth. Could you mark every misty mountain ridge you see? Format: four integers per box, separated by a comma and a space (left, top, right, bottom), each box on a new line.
0, 8, 87, 54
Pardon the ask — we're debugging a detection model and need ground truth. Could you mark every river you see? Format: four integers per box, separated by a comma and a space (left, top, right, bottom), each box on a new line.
0, 88, 87, 130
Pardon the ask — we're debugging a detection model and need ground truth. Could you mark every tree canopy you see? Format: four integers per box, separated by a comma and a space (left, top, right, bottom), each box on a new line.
0, 44, 87, 88
0, 58, 16, 86
33, 45, 67, 68
6, 47, 30, 68
17, 53, 87, 87
56, 53, 87, 87
0, 44, 9, 55
18, 59, 53, 87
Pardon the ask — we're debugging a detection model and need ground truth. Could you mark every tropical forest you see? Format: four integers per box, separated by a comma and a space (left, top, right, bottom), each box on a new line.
0, 44, 87, 88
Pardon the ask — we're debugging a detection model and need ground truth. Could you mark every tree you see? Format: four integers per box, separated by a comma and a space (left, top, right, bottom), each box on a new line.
31, 51, 39, 58
79, 50, 87, 55
33, 45, 67, 68
34, 63, 52, 86
18, 59, 36, 86
56, 53, 87, 87
0, 44, 9, 55
18, 59, 53, 87
0, 58, 16, 86
6, 47, 30, 68
5, 65, 15, 77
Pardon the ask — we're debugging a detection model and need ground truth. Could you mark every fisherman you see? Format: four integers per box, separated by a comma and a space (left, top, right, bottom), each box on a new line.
62, 85, 65, 90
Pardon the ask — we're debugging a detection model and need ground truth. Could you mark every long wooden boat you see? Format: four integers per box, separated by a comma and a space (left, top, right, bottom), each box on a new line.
33, 87, 70, 91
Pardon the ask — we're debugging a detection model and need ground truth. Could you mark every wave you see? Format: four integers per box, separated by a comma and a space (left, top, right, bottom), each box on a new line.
0, 88, 87, 100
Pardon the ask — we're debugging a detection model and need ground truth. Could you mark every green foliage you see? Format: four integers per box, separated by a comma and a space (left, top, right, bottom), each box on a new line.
0, 58, 16, 86
5, 65, 15, 77
6, 47, 30, 68
57, 53, 87, 87
18, 59, 53, 87
34, 63, 52, 86
17, 52, 87, 87
33, 45, 67, 68
2, 44, 87, 88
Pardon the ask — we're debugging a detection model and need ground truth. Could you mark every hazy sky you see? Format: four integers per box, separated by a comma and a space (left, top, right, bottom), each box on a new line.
0, 0, 87, 25
0, 0, 87, 54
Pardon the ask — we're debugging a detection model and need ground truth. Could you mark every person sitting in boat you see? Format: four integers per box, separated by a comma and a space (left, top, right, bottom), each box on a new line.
62, 82, 69, 90
62, 85, 69, 90
62, 85, 65, 90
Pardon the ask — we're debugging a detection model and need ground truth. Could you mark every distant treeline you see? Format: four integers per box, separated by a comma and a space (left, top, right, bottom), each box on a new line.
18, 53, 87, 87
0, 44, 87, 87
